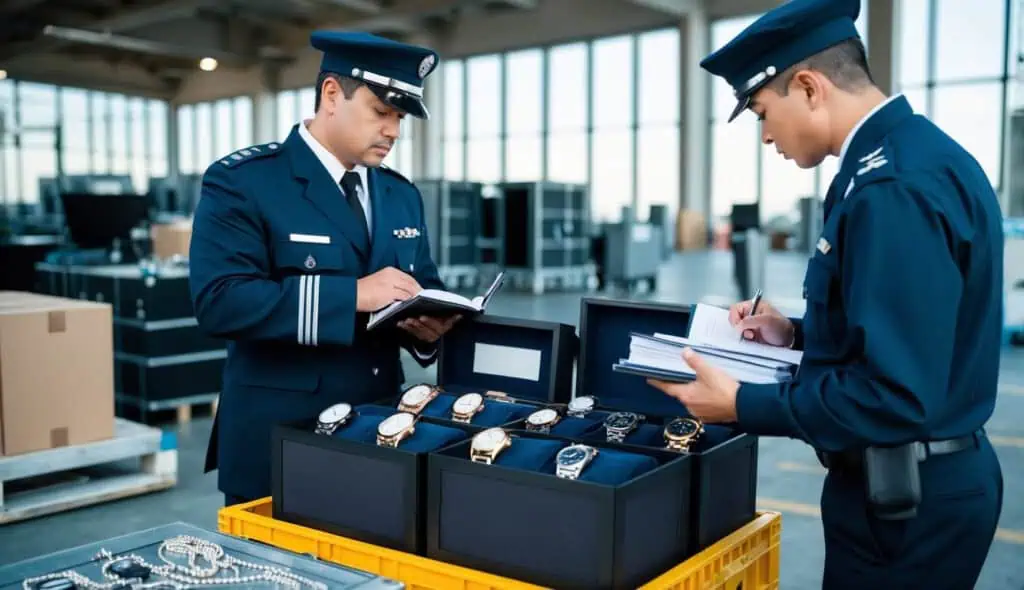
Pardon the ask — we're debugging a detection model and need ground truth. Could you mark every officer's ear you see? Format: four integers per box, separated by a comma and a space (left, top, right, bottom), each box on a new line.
790, 70, 826, 111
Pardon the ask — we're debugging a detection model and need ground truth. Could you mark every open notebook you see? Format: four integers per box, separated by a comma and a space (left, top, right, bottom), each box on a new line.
613, 303, 802, 384
367, 271, 506, 331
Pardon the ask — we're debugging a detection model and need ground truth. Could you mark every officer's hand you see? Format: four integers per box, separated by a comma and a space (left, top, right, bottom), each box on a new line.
728, 298, 795, 347
399, 315, 461, 343
647, 348, 739, 423
356, 267, 422, 312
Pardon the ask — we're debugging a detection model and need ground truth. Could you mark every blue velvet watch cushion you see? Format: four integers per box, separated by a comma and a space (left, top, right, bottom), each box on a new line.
576, 447, 660, 485
479, 436, 660, 485
331, 404, 469, 452
489, 436, 564, 472
577, 410, 741, 452
546, 416, 604, 438
419, 393, 536, 427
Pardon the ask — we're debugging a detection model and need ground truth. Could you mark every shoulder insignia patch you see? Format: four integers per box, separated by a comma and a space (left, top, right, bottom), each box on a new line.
855, 145, 890, 178
218, 142, 283, 168
845, 144, 896, 199
378, 164, 413, 185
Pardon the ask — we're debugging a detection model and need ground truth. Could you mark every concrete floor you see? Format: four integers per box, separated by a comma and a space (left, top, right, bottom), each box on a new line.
1, 250, 1022, 589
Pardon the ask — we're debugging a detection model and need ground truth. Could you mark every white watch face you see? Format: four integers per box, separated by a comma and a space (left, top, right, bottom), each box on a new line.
453, 393, 483, 414
379, 412, 415, 437
568, 396, 595, 412
473, 427, 509, 452
402, 384, 433, 406
527, 408, 558, 425
319, 403, 351, 424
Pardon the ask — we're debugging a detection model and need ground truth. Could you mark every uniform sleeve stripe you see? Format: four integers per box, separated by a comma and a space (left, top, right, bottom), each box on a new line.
298, 275, 308, 345
303, 275, 314, 346
311, 275, 321, 347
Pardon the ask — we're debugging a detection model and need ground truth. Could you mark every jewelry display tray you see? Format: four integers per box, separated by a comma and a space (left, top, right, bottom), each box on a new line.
0, 522, 403, 590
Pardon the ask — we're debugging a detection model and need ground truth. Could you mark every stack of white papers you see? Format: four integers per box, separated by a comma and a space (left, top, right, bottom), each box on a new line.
612, 303, 802, 384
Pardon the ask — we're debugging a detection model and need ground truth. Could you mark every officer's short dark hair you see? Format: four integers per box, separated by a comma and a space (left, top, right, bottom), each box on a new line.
314, 72, 364, 112
767, 38, 875, 95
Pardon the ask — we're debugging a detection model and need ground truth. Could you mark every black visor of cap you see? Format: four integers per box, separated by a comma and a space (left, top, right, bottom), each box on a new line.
365, 83, 429, 119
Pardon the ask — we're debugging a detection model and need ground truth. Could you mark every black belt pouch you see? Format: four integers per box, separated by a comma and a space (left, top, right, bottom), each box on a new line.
863, 443, 922, 521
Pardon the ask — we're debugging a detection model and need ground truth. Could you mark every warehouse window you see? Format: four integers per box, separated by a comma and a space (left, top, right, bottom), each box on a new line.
442, 60, 465, 180
466, 54, 502, 183
546, 42, 588, 186
896, 0, 1013, 192
504, 48, 543, 182
636, 28, 680, 222
590, 35, 634, 223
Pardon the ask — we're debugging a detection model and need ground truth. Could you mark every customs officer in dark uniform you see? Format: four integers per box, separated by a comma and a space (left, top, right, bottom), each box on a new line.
189, 31, 459, 506
648, 1, 1004, 588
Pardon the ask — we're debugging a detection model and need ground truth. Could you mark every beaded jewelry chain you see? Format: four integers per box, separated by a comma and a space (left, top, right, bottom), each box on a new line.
22, 535, 329, 590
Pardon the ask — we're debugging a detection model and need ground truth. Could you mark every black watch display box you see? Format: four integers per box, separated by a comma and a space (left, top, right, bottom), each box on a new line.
270, 315, 580, 557
425, 429, 694, 590
575, 297, 759, 552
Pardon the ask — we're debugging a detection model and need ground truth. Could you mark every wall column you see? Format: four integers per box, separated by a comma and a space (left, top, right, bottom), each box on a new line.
867, 0, 897, 95
678, 6, 711, 222
252, 64, 280, 144
408, 31, 445, 181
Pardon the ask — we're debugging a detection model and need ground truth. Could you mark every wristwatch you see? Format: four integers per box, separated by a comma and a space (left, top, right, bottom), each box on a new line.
470, 427, 512, 464
525, 408, 561, 433
376, 412, 417, 448
566, 395, 598, 418
314, 403, 356, 435
604, 411, 644, 443
397, 383, 440, 415
555, 444, 599, 480
664, 417, 704, 452
451, 392, 485, 423
484, 390, 517, 404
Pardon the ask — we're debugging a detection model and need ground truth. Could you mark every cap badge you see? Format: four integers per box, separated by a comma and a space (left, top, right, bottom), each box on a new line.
418, 55, 435, 79
304, 255, 317, 270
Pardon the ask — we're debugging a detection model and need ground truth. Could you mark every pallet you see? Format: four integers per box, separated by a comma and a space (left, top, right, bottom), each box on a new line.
116, 392, 219, 425
0, 418, 177, 525
504, 265, 598, 295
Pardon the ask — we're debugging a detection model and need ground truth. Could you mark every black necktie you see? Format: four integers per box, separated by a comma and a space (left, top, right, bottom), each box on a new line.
341, 171, 369, 244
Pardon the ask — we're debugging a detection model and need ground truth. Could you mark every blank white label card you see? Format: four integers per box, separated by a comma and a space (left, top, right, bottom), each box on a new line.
473, 342, 542, 382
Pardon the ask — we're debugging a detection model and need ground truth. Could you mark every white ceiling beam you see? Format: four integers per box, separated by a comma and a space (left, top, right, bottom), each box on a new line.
313, 0, 384, 14
624, 0, 702, 17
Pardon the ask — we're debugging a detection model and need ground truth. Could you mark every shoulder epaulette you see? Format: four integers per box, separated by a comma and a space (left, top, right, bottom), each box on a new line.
217, 142, 283, 169
378, 164, 413, 185
845, 144, 896, 199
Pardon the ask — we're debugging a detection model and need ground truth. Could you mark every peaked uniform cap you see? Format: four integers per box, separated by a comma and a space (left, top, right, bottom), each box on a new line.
311, 30, 440, 119
700, 0, 862, 122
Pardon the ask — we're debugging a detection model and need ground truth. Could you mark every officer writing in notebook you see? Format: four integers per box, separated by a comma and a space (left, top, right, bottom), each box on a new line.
189, 31, 458, 506
647, 1, 1003, 588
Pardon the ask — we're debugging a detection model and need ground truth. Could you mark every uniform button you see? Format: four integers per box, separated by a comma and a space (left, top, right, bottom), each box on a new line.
373, 367, 379, 376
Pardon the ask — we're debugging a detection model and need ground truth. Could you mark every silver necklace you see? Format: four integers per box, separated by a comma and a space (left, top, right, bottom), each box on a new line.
22, 535, 328, 590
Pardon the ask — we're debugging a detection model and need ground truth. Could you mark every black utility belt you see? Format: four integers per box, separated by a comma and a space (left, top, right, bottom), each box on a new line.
818, 430, 982, 473
819, 430, 984, 520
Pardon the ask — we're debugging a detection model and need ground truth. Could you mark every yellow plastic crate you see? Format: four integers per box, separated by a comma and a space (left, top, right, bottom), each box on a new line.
218, 497, 781, 590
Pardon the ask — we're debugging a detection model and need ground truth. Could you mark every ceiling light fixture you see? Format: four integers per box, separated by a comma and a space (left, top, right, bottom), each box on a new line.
199, 57, 218, 71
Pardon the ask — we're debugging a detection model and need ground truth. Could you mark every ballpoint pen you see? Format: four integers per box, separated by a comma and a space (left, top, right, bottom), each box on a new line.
743, 288, 763, 341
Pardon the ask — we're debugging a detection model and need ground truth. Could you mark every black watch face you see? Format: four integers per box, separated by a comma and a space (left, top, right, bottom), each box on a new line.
558, 446, 587, 466
606, 413, 637, 429
668, 419, 698, 437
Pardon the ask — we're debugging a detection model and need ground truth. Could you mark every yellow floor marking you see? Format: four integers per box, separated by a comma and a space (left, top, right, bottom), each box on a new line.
988, 435, 1024, 448
777, 461, 825, 475
999, 383, 1024, 397
756, 497, 1024, 545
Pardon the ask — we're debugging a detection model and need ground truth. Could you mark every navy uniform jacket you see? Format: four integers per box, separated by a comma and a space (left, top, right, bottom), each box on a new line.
189, 125, 444, 500
736, 95, 1004, 451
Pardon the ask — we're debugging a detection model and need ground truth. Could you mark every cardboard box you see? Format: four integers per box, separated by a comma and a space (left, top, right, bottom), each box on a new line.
151, 220, 192, 260
0, 292, 115, 456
